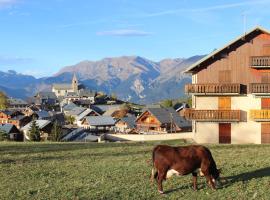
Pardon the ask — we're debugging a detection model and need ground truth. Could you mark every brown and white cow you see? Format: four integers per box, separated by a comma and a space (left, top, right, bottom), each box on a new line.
151, 145, 220, 194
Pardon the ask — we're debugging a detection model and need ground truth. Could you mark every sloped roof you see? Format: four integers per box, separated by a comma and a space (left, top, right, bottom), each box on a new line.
138, 107, 191, 128
103, 107, 121, 116
0, 124, 19, 133
184, 26, 270, 73
62, 102, 77, 111
84, 116, 116, 126
68, 107, 86, 116
119, 115, 136, 128
36, 92, 57, 99
53, 83, 72, 90
147, 108, 172, 124
76, 109, 99, 121
165, 108, 191, 128
0, 110, 14, 116
8, 98, 28, 105
91, 104, 123, 113
10, 115, 27, 121
35, 110, 50, 119
21, 120, 51, 131
175, 103, 189, 112
79, 90, 96, 97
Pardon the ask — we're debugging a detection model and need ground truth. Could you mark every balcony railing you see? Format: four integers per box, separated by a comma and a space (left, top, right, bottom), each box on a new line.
185, 83, 244, 95
250, 110, 270, 121
184, 109, 241, 122
251, 56, 270, 68
250, 83, 270, 94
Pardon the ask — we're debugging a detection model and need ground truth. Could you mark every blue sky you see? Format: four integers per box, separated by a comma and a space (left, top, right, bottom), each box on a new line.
1, 0, 270, 77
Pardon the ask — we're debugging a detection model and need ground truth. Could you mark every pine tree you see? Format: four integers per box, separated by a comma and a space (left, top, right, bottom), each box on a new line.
29, 120, 41, 141
51, 121, 62, 141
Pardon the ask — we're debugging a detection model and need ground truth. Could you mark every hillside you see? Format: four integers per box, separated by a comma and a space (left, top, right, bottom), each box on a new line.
0, 55, 203, 103
0, 141, 269, 199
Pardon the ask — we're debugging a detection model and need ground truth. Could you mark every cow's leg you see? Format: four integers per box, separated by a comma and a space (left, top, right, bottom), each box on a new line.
150, 168, 158, 183
157, 170, 166, 194
204, 173, 216, 190
192, 172, 198, 191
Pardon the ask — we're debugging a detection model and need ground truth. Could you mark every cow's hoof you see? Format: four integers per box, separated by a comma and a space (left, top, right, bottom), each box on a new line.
158, 190, 164, 195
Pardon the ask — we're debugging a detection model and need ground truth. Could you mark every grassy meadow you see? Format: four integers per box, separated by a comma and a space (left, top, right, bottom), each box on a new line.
0, 140, 270, 200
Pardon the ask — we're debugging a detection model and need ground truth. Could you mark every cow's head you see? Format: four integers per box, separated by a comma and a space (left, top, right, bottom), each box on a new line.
212, 168, 222, 186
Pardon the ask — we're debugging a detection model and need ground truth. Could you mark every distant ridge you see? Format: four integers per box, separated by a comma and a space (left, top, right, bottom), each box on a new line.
0, 55, 204, 103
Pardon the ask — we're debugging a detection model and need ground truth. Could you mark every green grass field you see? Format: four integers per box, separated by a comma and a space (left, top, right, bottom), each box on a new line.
0, 140, 270, 200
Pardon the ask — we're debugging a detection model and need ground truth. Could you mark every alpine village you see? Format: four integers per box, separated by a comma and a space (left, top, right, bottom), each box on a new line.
1, 26, 270, 144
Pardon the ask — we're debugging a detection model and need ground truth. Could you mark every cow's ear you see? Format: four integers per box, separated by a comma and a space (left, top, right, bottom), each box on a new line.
218, 168, 222, 174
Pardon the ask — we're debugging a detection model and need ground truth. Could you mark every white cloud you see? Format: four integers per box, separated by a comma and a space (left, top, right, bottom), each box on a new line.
0, 0, 18, 8
0, 55, 33, 65
97, 29, 152, 36
140, 0, 270, 17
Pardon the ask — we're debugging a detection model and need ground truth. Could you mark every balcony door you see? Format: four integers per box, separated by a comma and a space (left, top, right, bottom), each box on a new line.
219, 97, 231, 143
261, 123, 270, 143
219, 123, 231, 143
261, 98, 270, 143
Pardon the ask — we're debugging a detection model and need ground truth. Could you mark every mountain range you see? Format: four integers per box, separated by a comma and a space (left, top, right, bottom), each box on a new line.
0, 55, 203, 104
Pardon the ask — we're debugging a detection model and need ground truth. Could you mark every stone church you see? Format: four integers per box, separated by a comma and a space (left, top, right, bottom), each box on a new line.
52, 74, 79, 97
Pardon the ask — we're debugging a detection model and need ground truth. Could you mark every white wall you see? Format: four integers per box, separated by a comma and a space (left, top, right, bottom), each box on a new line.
194, 122, 219, 143
194, 94, 262, 144
231, 94, 261, 144
105, 132, 194, 142
195, 96, 218, 109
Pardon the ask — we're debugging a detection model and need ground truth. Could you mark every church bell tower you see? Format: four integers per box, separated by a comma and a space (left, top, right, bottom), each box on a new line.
72, 74, 78, 92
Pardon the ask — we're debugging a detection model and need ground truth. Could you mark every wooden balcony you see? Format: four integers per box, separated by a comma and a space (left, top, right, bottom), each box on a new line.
250, 83, 270, 94
250, 110, 270, 121
185, 83, 244, 95
251, 56, 270, 68
184, 109, 241, 122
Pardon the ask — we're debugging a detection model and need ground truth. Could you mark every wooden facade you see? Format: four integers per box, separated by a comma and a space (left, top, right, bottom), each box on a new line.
136, 110, 182, 134
185, 83, 244, 95
136, 111, 165, 133
193, 32, 270, 92
184, 109, 241, 122
185, 27, 270, 144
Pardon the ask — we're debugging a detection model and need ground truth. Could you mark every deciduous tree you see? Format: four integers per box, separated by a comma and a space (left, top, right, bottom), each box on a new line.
0, 91, 8, 110
51, 121, 62, 141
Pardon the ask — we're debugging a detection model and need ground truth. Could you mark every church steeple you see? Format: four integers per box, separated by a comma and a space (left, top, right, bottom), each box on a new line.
72, 73, 78, 92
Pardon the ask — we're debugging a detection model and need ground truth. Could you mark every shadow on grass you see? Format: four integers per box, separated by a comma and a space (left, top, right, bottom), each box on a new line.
164, 185, 193, 194
223, 167, 270, 187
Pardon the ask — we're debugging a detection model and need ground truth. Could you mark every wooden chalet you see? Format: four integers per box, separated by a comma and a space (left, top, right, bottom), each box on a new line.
136, 108, 191, 134
81, 116, 116, 131
21, 120, 53, 141
115, 115, 136, 133
0, 110, 30, 129
184, 26, 270, 144
0, 124, 23, 141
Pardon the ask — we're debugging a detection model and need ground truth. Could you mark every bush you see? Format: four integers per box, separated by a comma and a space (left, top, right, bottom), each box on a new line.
0, 129, 9, 141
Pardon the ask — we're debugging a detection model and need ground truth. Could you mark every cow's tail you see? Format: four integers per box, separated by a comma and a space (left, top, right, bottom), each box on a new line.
150, 147, 158, 183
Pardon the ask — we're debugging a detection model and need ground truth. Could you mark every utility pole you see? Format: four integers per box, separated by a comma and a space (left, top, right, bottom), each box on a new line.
242, 11, 247, 34
170, 113, 173, 133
